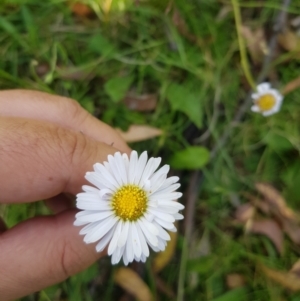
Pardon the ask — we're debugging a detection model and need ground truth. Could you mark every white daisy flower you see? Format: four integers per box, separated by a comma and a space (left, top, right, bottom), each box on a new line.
251, 82, 283, 116
74, 150, 184, 265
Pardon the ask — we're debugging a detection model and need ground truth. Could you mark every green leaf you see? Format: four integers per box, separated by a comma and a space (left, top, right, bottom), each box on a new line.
264, 132, 293, 152
166, 83, 202, 128
88, 34, 117, 57
21, 5, 38, 47
187, 256, 215, 274
211, 287, 248, 301
169, 146, 210, 170
0, 16, 29, 50
104, 76, 134, 103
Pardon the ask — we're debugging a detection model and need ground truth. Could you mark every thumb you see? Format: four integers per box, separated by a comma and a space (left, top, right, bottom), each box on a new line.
0, 117, 125, 300
0, 116, 124, 203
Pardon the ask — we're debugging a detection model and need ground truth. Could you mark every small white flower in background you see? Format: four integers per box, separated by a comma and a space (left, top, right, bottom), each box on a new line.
251, 82, 283, 117
74, 151, 184, 265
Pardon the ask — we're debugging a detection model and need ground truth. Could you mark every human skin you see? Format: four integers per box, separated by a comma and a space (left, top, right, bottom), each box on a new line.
0, 90, 131, 300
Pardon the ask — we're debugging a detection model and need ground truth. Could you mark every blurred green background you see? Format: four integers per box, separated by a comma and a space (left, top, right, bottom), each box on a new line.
2, 0, 300, 300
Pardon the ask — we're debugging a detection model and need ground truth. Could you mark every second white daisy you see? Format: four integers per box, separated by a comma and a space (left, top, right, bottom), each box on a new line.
74, 151, 184, 265
251, 82, 283, 117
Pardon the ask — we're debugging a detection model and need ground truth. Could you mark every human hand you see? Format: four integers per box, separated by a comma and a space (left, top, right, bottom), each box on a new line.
0, 90, 130, 300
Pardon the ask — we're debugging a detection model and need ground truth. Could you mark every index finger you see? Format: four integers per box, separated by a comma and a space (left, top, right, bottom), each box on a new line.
0, 89, 130, 153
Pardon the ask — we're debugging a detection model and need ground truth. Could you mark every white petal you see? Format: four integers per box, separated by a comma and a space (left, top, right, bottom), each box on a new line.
123, 251, 129, 266
139, 157, 161, 187
168, 226, 177, 232
154, 217, 175, 230
131, 223, 142, 258
76, 201, 111, 211
138, 219, 158, 247
93, 163, 119, 189
85, 172, 115, 190
157, 238, 166, 251
79, 220, 100, 235
111, 246, 123, 265
108, 220, 123, 255
251, 105, 260, 112
153, 221, 171, 241
95, 225, 116, 252
156, 206, 180, 214
118, 221, 130, 247
114, 152, 128, 184
75, 211, 114, 225
125, 224, 134, 262
141, 253, 147, 262
84, 216, 118, 243
158, 200, 185, 210
111, 245, 124, 265
151, 183, 181, 195
122, 153, 130, 179
128, 151, 138, 183
150, 174, 167, 194
150, 164, 170, 182
108, 154, 123, 186
150, 192, 182, 201
133, 151, 148, 185
148, 209, 175, 223
82, 185, 99, 193
136, 223, 150, 257
257, 82, 271, 92
144, 179, 151, 191
159, 176, 179, 190
141, 217, 159, 235
98, 188, 113, 199
174, 213, 184, 220
144, 212, 154, 222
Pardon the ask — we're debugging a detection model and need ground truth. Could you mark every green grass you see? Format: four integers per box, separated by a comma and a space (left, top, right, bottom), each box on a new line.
2, 0, 300, 300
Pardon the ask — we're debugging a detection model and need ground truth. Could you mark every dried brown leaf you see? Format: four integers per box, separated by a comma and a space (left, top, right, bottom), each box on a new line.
255, 183, 296, 221
282, 219, 300, 245
282, 76, 300, 95
249, 219, 283, 254
243, 192, 271, 214
234, 203, 255, 223
114, 267, 154, 301
240, 26, 267, 64
123, 92, 157, 112
70, 2, 93, 17
278, 29, 300, 52
56, 67, 95, 80
116, 125, 163, 143
261, 264, 300, 291
226, 273, 246, 289
290, 259, 300, 277
153, 231, 177, 273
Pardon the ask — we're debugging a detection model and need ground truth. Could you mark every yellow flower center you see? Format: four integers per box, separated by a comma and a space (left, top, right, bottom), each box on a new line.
111, 185, 148, 221
256, 94, 276, 111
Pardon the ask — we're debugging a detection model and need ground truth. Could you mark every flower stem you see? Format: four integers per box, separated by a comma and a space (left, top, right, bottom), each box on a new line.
231, 0, 256, 89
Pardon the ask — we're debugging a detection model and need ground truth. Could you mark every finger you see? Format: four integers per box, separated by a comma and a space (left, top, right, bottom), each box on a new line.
0, 209, 105, 300
0, 89, 130, 153
44, 193, 74, 214
0, 117, 124, 203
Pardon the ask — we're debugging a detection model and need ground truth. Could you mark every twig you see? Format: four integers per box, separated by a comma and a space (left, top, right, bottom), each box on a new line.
177, 170, 204, 301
